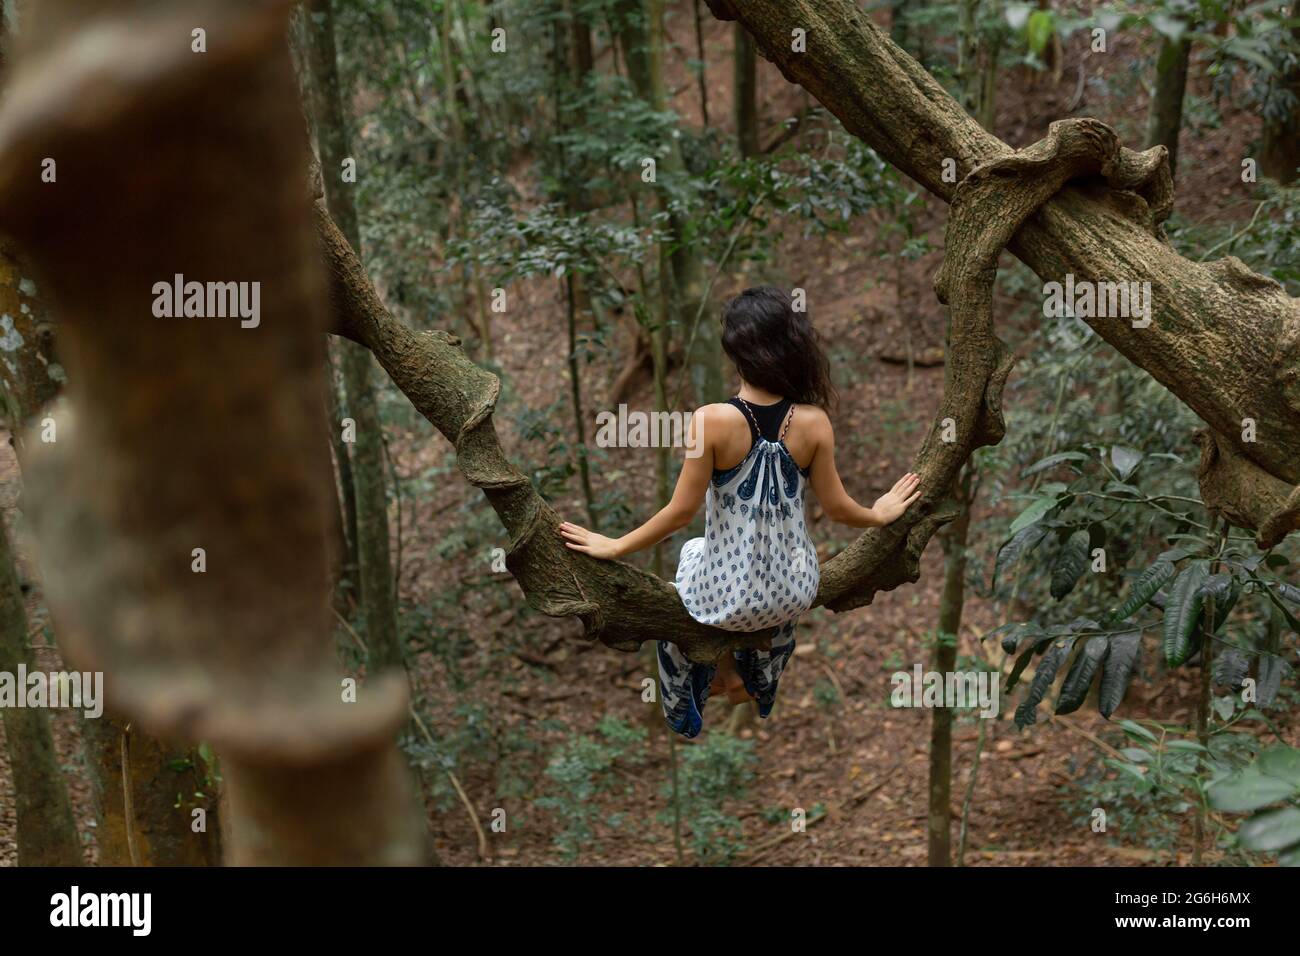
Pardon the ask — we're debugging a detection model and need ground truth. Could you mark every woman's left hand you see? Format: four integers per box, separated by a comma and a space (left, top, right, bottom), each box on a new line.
558, 521, 623, 560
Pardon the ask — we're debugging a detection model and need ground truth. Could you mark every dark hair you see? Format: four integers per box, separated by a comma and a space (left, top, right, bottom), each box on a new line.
721, 286, 837, 410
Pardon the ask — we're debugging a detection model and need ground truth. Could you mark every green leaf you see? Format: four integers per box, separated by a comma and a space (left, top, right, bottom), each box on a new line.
1014, 637, 1076, 729
1118, 718, 1158, 743
1258, 746, 1300, 788
1208, 767, 1298, 812
1110, 445, 1143, 479
1097, 11, 1122, 34
993, 522, 1048, 589
1199, 573, 1241, 633
1213, 695, 1236, 722
1237, 808, 1300, 853
1103, 480, 1142, 497
1163, 561, 1211, 667
1103, 559, 1176, 626
1006, 630, 1056, 690
996, 621, 1045, 654
1108, 760, 1152, 787
1099, 629, 1142, 718
1150, 12, 1188, 43
1005, 2, 1033, 31
1050, 529, 1092, 600
1258, 643, 1290, 708
1055, 634, 1109, 715
1009, 496, 1059, 535
1026, 9, 1055, 53
1020, 450, 1089, 478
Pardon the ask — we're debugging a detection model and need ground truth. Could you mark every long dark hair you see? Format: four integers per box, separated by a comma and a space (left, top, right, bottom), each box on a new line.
721, 286, 837, 410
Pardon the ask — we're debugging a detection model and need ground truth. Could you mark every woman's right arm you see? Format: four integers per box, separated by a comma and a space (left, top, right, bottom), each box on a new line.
807, 411, 921, 528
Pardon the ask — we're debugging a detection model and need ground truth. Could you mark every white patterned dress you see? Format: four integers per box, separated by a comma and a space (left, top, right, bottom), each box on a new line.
658, 401, 819, 737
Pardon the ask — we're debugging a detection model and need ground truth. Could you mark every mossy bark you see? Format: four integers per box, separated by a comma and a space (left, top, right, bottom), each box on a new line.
80, 717, 221, 866
0, 519, 81, 866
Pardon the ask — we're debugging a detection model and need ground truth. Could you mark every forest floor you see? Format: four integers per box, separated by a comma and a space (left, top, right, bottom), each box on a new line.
1, 2, 1292, 867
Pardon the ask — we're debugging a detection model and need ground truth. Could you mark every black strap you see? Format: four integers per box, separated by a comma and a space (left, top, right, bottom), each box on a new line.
733, 396, 793, 443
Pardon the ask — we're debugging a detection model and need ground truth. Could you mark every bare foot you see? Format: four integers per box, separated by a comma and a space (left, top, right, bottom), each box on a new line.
721, 661, 752, 705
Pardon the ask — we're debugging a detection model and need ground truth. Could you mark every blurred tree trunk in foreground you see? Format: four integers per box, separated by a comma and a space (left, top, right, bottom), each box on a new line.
0, 0, 426, 864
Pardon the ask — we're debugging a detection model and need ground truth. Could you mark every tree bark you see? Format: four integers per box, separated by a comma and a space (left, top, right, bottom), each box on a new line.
0, 518, 81, 866
304, 0, 404, 675
1145, 35, 1191, 178
734, 23, 759, 158
928, 465, 973, 867
80, 717, 222, 865
0, 0, 427, 864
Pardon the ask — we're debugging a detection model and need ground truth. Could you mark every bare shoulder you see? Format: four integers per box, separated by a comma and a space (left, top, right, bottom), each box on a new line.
695, 402, 743, 423
793, 403, 833, 439
691, 402, 745, 444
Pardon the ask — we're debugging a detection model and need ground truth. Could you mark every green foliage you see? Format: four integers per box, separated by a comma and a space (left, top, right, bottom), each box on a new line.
658, 734, 757, 865
536, 715, 648, 862
1209, 744, 1300, 865
1065, 706, 1275, 863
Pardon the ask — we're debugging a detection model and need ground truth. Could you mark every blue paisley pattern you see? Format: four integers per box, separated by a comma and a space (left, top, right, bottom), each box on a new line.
658, 438, 818, 738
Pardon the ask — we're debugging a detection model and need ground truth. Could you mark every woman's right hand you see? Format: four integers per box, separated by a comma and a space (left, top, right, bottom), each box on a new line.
871, 472, 922, 525
558, 521, 624, 560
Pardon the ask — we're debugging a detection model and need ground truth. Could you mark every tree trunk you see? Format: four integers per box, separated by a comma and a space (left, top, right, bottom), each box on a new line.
325, 343, 360, 610
735, 23, 759, 157
890, 0, 913, 54
304, 0, 403, 675
956, 0, 981, 115
0, 0, 427, 864
566, 274, 600, 528
0, 519, 81, 866
614, 0, 655, 100
80, 717, 222, 865
1145, 35, 1191, 179
928, 465, 973, 867
977, 30, 1002, 132
693, 0, 711, 126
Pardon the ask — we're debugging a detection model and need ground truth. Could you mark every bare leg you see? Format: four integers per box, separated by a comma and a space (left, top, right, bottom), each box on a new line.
713, 654, 753, 705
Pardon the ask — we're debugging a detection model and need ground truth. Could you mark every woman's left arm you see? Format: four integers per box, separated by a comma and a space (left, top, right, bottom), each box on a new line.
559, 408, 715, 560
